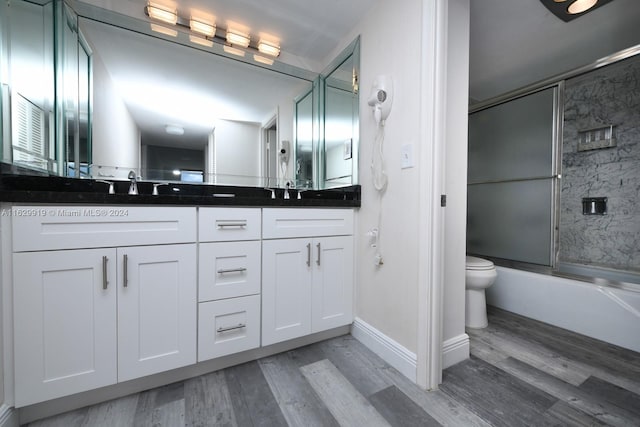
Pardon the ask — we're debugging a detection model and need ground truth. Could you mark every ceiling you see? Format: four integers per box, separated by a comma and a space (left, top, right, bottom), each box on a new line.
79, 0, 377, 67
469, 0, 640, 103
79, 0, 640, 146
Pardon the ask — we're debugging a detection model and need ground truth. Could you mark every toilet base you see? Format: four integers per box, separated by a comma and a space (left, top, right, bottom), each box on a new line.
465, 288, 488, 328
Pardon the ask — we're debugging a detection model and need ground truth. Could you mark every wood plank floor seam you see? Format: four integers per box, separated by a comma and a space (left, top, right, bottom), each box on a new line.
25, 307, 640, 427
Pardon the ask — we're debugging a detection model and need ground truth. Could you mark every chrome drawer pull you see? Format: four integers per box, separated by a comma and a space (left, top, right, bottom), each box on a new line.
102, 256, 109, 290
217, 323, 246, 333
216, 222, 247, 228
316, 242, 321, 266
217, 267, 247, 274
123, 254, 128, 287
306, 243, 311, 266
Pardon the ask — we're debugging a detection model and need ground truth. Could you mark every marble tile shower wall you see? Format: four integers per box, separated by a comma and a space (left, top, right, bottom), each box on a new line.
560, 55, 640, 272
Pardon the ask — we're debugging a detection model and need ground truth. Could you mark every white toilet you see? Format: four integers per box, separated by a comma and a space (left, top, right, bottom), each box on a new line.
465, 256, 497, 328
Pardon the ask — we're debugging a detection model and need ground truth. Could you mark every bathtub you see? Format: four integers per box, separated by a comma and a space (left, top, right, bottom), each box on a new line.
486, 266, 640, 353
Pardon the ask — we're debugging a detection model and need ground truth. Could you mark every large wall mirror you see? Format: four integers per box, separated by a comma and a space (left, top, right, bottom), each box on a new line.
0, 0, 360, 189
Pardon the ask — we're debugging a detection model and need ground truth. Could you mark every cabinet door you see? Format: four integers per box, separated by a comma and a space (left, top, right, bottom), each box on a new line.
262, 238, 312, 345
13, 248, 117, 407
117, 244, 197, 382
312, 236, 354, 332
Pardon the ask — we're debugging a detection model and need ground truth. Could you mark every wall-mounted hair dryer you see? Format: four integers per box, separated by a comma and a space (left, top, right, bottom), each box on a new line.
279, 140, 290, 164
367, 75, 393, 125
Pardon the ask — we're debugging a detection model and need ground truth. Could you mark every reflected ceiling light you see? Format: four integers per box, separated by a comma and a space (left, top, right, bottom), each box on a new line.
189, 35, 213, 47
223, 45, 246, 57
226, 29, 250, 47
147, 3, 177, 25
172, 170, 181, 176
258, 40, 280, 57
568, 0, 598, 13
190, 18, 215, 37
165, 124, 184, 135
253, 54, 274, 66
539, 0, 613, 21
150, 23, 178, 37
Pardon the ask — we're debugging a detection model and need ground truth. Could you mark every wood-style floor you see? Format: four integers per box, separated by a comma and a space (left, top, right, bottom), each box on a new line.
26, 307, 640, 426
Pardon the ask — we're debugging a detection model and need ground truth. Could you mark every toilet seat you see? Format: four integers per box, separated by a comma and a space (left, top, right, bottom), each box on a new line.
466, 256, 494, 271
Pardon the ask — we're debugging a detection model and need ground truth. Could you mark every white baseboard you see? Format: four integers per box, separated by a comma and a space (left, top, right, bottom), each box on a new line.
0, 404, 18, 427
442, 333, 469, 369
351, 317, 417, 382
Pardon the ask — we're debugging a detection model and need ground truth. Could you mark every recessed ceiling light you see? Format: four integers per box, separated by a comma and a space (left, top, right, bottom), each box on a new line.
165, 124, 184, 135
568, 0, 598, 14
539, 0, 613, 22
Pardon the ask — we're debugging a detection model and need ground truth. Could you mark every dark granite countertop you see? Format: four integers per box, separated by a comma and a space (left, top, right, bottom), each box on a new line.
0, 173, 360, 208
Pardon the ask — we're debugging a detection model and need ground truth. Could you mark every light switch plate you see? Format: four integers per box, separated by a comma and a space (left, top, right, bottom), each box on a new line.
401, 144, 414, 169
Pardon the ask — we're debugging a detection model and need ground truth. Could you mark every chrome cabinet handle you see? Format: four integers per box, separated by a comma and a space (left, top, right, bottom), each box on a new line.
316, 242, 321, 266
306, 243, 311, 266
217, 323, 246, 333
217, 267, 247, 274
216, 222, 247, 228
102, 256, 108, 289
123, 254, 128, 287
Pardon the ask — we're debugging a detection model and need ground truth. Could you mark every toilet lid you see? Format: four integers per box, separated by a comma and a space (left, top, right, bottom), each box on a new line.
466, 256, 494, 270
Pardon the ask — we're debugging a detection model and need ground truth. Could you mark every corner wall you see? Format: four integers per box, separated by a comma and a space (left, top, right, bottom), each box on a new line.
442, 0, 471, 369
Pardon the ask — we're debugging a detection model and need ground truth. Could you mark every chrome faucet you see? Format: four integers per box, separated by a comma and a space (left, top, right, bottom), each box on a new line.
284, 182, 291, 200
152, 183, 168, 196
95, 179, 115, 194
127, 170, 138, 195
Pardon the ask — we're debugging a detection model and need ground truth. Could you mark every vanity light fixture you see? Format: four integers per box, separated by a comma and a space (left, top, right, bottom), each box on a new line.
223, 45, 246, 57
150, 23, 178, 37
253, 54, 274, 65
189, 34, 213, 47
189, 18, 215, 37
143, 4, 282, 64
226, 29, 250, 48
539, 0, 614, 21
147, 3, 178, 25
257, 40, 280, 57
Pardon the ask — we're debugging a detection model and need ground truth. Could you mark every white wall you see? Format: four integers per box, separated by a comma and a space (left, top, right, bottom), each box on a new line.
352, 0, 424, 355
322, 0, 471, 383
92, 54, 139, 179
442, 0, 471, 367
214, 120, 261, 186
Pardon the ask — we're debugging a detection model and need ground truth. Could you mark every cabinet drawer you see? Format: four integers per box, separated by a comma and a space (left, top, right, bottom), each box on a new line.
199, 208, 261, 242
11, 206, 196, 252
198, 295, 260, 361
262, 208, 354, 239
199, 241, 261, 301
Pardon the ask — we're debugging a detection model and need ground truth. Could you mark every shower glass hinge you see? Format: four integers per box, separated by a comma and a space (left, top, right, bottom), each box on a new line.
441, 194, 446, 207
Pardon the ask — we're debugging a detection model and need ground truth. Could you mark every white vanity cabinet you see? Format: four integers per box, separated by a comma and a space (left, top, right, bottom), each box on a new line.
261, 209, 354, 346
11, 206, 197, 407
197, 208, 261, 362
